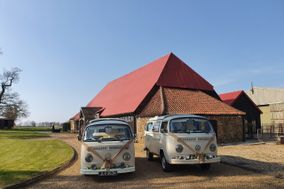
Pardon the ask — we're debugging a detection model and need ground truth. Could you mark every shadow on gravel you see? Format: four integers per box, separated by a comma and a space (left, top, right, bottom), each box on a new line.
90, 156, 255, 183
24, 156, 284, 189
221, 155, 284, 173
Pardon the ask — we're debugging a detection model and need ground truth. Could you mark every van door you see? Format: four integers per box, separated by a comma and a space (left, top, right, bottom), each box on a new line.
144, 122, 153, 150
160, 121, 168, 151
151, 121, 161, 155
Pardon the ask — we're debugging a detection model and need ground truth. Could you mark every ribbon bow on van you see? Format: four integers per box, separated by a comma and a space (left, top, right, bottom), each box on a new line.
170, 134, 215, 162
85, 139, 134, 170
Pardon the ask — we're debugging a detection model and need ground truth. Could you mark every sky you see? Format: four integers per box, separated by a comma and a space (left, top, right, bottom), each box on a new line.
0, 0, 284, 122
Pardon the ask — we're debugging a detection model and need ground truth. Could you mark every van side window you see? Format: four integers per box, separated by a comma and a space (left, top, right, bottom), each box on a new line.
160, 121, 168, 133
152, 122, 160, 132
145, 122, 153, 131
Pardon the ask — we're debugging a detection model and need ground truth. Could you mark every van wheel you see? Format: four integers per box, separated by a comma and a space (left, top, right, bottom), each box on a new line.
146, 149, 153, 161
200, 164, 211, 170
160, 154, 172, 172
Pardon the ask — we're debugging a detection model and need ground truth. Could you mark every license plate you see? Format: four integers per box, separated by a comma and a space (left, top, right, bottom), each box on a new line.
98, 171, 118, 176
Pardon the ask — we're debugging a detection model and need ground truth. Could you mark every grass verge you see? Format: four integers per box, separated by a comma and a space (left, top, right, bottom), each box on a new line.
0, 138, 73, 188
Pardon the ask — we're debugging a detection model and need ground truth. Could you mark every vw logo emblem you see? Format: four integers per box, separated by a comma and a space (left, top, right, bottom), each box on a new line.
195, 144, 201, 151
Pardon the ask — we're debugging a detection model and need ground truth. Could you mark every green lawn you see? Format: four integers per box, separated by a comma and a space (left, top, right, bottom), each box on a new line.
0, 130, 73, 188
0, 130, 49, 139
13, 126, 53, 132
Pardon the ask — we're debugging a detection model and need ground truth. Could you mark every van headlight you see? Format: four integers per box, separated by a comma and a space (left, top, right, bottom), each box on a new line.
123, 152, 131, 161
210, 144, 217, 152
176, 144, 183, 153
85, 153, 93, 162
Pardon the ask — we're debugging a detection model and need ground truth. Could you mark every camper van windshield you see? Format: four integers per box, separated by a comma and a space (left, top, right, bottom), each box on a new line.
84, 124, 132, 142
170, 118, 213, 134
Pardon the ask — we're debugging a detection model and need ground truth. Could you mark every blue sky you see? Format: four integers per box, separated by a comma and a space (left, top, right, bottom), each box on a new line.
0, 0, 283, 122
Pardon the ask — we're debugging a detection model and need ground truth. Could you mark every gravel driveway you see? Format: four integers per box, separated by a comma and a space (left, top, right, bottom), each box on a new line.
25, 133, 283, 189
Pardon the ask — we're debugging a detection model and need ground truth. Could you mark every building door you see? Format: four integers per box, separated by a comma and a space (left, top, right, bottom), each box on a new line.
245, 120, 256, 139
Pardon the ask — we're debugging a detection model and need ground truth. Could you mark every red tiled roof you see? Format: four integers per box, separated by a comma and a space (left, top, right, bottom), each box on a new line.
219, 90, 243, 105
86, 53, 214, 116
220, 90, 262, 113
164, 88, 244, 115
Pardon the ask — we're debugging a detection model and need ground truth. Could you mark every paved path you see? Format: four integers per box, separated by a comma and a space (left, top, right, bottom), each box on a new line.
25, 133, 283, 189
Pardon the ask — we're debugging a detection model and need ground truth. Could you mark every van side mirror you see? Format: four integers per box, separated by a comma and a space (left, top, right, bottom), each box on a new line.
77, 134, 82, 141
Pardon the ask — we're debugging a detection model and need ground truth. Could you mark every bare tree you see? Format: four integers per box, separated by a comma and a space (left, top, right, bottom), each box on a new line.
0, 67, 22, 103
0, 91, 29, 119
0, 67, 29, 119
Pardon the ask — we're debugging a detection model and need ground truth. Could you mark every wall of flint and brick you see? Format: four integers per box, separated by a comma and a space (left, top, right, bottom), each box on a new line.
135, 115, 243, 144
136, 117, 151, 144
207, 115, 244, 143
70, 120, 79, 133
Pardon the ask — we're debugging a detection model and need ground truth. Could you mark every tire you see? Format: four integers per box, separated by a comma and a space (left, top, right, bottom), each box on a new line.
200, 164, 211, 171
160, 153, 172, 172
146, 149, 154, 161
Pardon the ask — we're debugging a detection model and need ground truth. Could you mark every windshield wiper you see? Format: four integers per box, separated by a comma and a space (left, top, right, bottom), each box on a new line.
84, 139, 95, 142
91, 136, 103, 142
114, 136, 130, 141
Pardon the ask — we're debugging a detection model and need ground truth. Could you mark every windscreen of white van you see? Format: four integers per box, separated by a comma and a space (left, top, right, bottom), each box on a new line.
170, 118, 213, 134
84, 124, 133, 142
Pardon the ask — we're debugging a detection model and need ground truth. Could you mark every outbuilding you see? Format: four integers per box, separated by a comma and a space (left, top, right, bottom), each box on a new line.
74, 53, 245, 143
0, 116, 15, 129
220, 90, 262, 139
246, 87, 284, 134
69, 113, 79, 133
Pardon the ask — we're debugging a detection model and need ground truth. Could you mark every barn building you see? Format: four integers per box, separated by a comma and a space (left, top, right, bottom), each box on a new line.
69, 113, 79, 133
72, 53, 245, 143
220, 90, 262, 139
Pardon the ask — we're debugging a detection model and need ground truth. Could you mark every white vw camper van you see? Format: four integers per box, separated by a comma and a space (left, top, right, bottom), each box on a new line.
144, 115, 220, 171
80, 119, 135, 176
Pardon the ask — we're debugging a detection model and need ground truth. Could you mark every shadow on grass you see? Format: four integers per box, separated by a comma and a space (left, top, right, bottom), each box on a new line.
221, 155, 284, 173
0, 170, 42, 187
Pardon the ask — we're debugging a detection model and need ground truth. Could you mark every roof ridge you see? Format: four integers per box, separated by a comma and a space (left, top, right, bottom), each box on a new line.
108, 53, 171, 85
251, 87, 284, 90
156, 53, 214, 90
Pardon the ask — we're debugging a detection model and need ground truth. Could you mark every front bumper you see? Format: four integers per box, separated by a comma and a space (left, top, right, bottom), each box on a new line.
169, 157, 220, 165
80, 166, 135, 175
